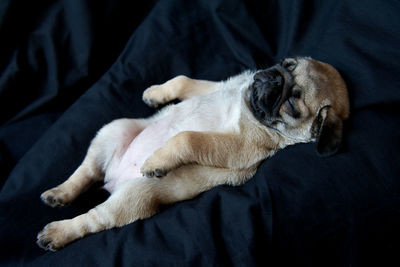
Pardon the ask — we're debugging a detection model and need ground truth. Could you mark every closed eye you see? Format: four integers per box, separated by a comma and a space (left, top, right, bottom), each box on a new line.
286, 97, 301, 118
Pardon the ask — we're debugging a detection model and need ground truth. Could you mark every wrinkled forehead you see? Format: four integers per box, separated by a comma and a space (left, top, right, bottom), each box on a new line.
292, 58, 314, 88
293, 58, 333, 87
292, 58, 336, 111
290, 57, 349, 119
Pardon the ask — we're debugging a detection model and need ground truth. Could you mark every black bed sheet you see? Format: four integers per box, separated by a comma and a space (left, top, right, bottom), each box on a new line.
1, 0, 400, 266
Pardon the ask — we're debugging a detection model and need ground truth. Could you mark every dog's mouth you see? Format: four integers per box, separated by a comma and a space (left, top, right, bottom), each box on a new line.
249, 66, 296, 124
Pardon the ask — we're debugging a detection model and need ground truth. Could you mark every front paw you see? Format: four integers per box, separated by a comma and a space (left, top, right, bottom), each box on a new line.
37, 221, 70, 251
142, 85, 169, 108
141, 167, 168, 178
141, 157, 168, 178
41, 187, 69, 207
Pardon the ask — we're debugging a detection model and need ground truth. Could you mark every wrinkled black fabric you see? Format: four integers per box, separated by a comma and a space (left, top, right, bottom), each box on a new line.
1, 0, 399, 266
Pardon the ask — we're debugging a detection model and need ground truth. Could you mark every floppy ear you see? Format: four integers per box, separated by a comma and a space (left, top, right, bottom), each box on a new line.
312, 107, 344, 157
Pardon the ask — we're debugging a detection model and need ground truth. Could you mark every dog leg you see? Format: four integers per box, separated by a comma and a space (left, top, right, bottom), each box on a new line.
141, 131, 266, 178
37, 178, 159, 251
40, 156, 103, 208
142, 75, 219, 107
41, 118, 149, 207
158, 165, 258, 203
37, 164, 257, 251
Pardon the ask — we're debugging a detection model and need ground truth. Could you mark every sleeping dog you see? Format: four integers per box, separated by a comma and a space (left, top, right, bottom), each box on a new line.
37, 57, 349, 251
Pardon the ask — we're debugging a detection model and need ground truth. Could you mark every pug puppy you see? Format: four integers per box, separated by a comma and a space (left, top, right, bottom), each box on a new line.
37, 57, 349, 251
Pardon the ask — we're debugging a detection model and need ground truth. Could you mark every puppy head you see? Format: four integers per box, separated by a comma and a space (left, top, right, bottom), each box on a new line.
249, 57, 349, 156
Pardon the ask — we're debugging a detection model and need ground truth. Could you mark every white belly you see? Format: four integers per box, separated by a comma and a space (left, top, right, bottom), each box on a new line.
103, 86, 244, 192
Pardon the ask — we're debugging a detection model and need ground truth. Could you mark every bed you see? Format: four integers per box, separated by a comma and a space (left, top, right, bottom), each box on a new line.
1, 0, 399, 266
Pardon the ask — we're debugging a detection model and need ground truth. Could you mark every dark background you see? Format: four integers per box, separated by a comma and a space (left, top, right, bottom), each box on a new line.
1, 0, 399, 266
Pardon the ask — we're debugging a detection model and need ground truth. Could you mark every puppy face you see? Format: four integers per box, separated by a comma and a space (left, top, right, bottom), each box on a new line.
249, 57, 349, 156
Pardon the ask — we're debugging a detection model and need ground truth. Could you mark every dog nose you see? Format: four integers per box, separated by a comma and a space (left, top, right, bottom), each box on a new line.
254, 69, 283, 88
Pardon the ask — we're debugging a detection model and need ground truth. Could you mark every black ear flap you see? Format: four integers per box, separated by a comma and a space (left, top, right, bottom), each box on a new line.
312, 107, 344, 157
